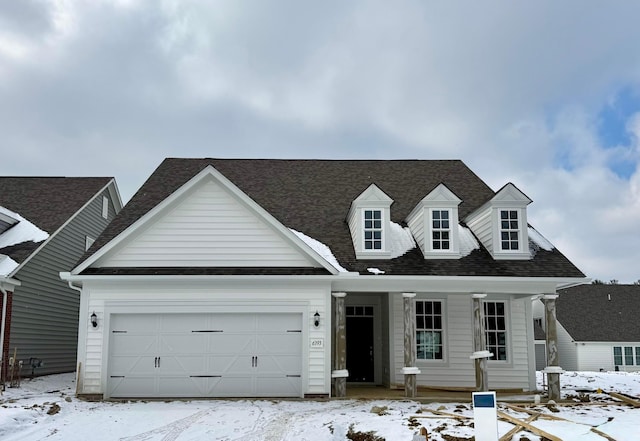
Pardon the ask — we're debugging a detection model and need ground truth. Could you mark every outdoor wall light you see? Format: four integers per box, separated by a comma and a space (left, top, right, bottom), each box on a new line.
90, 312, 98, 328
313, 311, 320, 328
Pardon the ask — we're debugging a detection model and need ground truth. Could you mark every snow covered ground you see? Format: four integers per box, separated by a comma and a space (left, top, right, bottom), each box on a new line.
1, 371, 640, 440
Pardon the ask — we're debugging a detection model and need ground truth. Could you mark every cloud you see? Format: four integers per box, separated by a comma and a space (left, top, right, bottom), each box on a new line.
0, 1, 639, 281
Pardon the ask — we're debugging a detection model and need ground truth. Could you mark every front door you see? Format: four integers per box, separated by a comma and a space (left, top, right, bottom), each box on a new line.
346, 306, 374, 382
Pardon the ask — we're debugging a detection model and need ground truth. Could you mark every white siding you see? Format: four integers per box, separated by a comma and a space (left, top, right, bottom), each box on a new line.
466, 208, 492, 253
406, 211, 426, 255
77, 280, 332, 397
391, 293, 531, 390
99, 179, 315, 267
557, 322, 578, 371
576, 342, 640, 372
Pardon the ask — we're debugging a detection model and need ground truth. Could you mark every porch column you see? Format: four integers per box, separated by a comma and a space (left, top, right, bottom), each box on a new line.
543, 293, 562, 402
470, 293, 491, 392
331, 292, 348, 398
402, 292, 420, 398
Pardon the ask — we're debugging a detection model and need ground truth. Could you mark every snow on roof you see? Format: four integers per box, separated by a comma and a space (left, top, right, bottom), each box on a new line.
0, 254, 18, 277
367, 268, 385, 275
528, 226, 554, 252
289, 229, 348, 272
459, 225, 479, 257
389, 222, 416, 258
0, 205, 49, 249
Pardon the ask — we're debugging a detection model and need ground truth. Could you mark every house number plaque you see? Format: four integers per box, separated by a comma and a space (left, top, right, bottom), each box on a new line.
310, 338, 324, 349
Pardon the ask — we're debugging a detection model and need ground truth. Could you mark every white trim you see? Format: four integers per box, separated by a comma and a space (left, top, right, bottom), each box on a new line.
7, 180, 121, 279
101, 196, 109, 219
73, 166, 339, 275
543, 366, 564, 374
331, 369, 349, 378
401, 367, 421, 374
402, 292, 417, 298
470, 350, 493, 359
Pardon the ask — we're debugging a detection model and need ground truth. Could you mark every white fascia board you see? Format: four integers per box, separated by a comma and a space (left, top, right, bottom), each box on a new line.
9, 179, 119, 279
108, 179, 125, 212
73, 166, 339, 275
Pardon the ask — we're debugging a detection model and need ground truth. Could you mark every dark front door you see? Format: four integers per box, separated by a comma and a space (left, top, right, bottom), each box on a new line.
346, 306, 374, 382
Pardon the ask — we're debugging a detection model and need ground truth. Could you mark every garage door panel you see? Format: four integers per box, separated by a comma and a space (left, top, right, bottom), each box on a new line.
161, 314, 209, 332
111, 314, 157, 332
256, 334, 301, 354
256, 376, 301, 397
111, 334, 157, 355
108, 376, 156, 397
159, 355, 207, 374
257, 313, 301, 332
110, 355, 157, 375
256, 355, 301, 374
209, 376, 253, 397
210, 355, 254, 374
157, 376, 208, 397
213, 314, 253, 332
210, 334, 254, 354
159, 334, 206, 353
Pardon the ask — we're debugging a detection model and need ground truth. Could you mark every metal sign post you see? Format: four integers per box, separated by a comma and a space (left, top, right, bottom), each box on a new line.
472, 391, 498, 441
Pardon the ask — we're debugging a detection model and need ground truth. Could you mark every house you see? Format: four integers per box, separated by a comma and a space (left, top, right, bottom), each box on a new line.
61, 159, 586, 399
0, 177, 122, 385
534, 284, 640, 372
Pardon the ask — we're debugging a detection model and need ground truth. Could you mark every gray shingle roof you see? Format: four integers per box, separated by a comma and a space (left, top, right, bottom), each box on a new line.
80, 159, 584, 278
0, 177, 113, 263
557, 285, 640, 341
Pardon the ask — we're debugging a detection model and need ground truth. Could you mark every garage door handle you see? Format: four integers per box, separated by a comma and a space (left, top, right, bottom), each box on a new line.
154, 357, 157, 367
158, 357, 161, 368
252, 356, 258, 367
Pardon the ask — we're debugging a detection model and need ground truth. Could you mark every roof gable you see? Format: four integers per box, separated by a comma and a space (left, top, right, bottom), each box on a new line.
491, 182, 532, 206
77, 166, 339, 274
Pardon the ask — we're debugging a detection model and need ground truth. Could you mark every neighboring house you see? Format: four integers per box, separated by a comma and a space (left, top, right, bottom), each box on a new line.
534, 284, 640, 372
0, 177, 122, 385
62, 159, 586, 399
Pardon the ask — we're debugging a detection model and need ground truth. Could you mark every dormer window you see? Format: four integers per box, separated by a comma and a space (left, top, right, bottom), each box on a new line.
431, 209, 451, 251
406, 184, 462, 259
500, 210, 520, 250
347, 184, 393, 259
364, 209, 383, 250
465, 183, 532, 260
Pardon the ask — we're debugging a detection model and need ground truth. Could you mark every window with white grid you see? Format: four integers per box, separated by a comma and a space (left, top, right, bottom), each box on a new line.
484, 301, 507, 361
416, 300, 444, 360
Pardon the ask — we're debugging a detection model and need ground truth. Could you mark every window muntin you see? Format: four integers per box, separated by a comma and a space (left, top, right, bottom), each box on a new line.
484, 301, 507, 361
416, 300, 444, 360
431, 209, 451, 251
363, 209, 382, 250
500, 210, 519, 250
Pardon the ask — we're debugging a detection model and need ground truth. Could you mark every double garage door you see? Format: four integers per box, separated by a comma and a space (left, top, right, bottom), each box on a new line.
107, 313, 302, 398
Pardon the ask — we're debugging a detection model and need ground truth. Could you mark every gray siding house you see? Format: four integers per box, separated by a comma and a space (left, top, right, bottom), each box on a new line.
1, 177, 122, 384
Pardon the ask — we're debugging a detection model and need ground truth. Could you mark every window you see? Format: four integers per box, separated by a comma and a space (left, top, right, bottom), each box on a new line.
416, 300, 444, 360
533, 318, 543, 328
500, 210, 519, 250
102, 196, 109, 219
363, 209, 382, 250
614, 347, 623, 366
613, 346, 640, 366
431, 209, 450, 250
484, 301, 507, 361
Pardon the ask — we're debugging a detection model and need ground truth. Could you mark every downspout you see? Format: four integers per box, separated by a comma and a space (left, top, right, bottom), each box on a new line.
66, 279, 84, 395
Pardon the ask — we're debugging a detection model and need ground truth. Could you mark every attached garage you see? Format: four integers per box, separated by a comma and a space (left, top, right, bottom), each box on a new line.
107, 313, 303, 398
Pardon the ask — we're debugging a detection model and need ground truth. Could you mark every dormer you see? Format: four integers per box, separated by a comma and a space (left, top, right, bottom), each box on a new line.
0, 210, 19, 235
347, 184, 393, 259
465, 183, 532, 260
406, 183, 462, 259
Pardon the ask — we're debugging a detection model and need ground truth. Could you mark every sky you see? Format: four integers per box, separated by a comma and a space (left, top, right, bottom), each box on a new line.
1, 1, 639, 283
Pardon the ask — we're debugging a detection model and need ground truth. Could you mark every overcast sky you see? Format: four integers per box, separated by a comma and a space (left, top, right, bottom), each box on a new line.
1, 1, 639, 283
